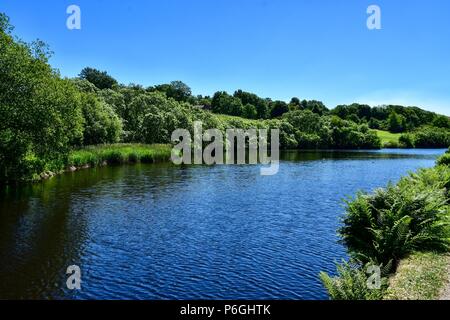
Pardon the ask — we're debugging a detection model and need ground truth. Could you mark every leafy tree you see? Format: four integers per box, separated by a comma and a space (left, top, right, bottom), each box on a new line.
242, 103, 257, 119
412, 126, 450, 148
270, 100, 289, 118
301, 100, 329, 115
80, 93, 123, 145
79, 67, 118, 90
233, 90, 269, 119
154, 81, 192, 102
211, 91, 243, 116
1, 14, 83, 181
127, 92, 191, 143
387, 111, 406, 133
433, 115, 450, 129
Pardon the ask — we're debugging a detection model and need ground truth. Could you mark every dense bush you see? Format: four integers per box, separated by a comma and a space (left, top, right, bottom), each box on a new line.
80, 93, 123, 145
437, 152, 450, 166
398, 133, 415, 148
128, 92, 192, 143
340, 183, 450, 266
322, 162, 450, 299
320, 261, 388, 300
411, 126, 450, 148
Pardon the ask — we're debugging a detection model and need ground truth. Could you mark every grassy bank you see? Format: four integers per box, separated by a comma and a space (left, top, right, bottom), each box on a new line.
67, 144, 172, 168
321, 149, 450, 300
375, 130, 402, 148
384, 252, 449, 300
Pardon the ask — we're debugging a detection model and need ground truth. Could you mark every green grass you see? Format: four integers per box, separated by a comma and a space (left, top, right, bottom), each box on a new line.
68, 144, 172, 168
375, 130, 402, 147
384, 252, 449, 300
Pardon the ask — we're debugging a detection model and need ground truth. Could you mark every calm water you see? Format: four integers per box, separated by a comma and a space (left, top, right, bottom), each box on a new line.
0, 149, 445, 300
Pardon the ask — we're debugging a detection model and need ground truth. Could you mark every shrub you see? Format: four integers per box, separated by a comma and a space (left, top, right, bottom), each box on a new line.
437, 153, 450, 166
80, 93, 123, 145
320, 261, 388, 300
340, 169, 450, 267
412, 126, 450, 148
399, 134, 415, 148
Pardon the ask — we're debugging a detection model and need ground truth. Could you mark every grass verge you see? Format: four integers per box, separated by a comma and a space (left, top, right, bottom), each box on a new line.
375, 130, 402, 148
384, 252, 449, 300
67, 144, 172, 168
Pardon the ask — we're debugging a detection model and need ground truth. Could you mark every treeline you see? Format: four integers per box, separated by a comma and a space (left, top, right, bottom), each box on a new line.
73, 77, 381, 150
399, 126, 450, 148
321, 149, 450, 300
0, 13, 448, 182
332, 103, 449, 133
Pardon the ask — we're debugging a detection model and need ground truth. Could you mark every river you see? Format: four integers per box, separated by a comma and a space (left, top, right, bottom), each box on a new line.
0, 149, 445, 299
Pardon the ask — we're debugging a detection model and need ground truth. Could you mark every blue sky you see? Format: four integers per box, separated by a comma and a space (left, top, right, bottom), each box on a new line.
1, 0, 449, 114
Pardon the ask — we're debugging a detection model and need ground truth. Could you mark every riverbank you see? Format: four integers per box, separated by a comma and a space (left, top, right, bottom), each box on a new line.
321, 149, 450, 300
37, 144, 172, 181
385, 252, 450, 300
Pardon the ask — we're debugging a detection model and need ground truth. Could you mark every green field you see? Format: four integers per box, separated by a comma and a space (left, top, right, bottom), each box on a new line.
375, 130, 402, 147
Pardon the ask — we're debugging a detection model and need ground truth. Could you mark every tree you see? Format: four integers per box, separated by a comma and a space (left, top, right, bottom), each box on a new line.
234, 89, 269, 119
387, 112, 406, 133
127, 92, 191, 143
270, 100, 289, 118
242, 103, 257, 119
80, 93, 123, 145
211, 91, 243, 116
154, 81, 192, 102
433, 115, 450, 129
79, 67, 118, 90
1, 15, 84, 181
289, 97, 301, 111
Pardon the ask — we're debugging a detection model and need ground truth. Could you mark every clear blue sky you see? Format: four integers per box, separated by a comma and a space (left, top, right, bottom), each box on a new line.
1, 0, 449, 114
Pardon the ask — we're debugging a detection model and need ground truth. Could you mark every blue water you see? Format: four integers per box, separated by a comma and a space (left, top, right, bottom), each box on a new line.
0, 149, 445, 299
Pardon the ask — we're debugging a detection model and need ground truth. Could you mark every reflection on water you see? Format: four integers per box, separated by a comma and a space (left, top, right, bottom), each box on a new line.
0, 149, 445, 299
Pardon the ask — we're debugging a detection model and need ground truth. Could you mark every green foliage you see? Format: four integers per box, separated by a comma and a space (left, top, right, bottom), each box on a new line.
300, 100, 329, 115
320, 261, 387, 300
340, 168, 450, 266
242, 103, 258, 119
411, 126, 450, 148
79, 67, 118, 90
323, 162, 450, 300
332, 104, 440, 132
433, 115, 450, 129
128, 92, 191, 143
437, 152, 450, 166
399, 133, 415, 148
0, 19, 83, 182
269, 100, 289, 118
234, 89, 269, 119
68, 144, 172, 167
211, 91, 244, 117
328, 117, 381, 149
387, 111, 406, 133
153, 81, 192, 102
80, 93, 123, 145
